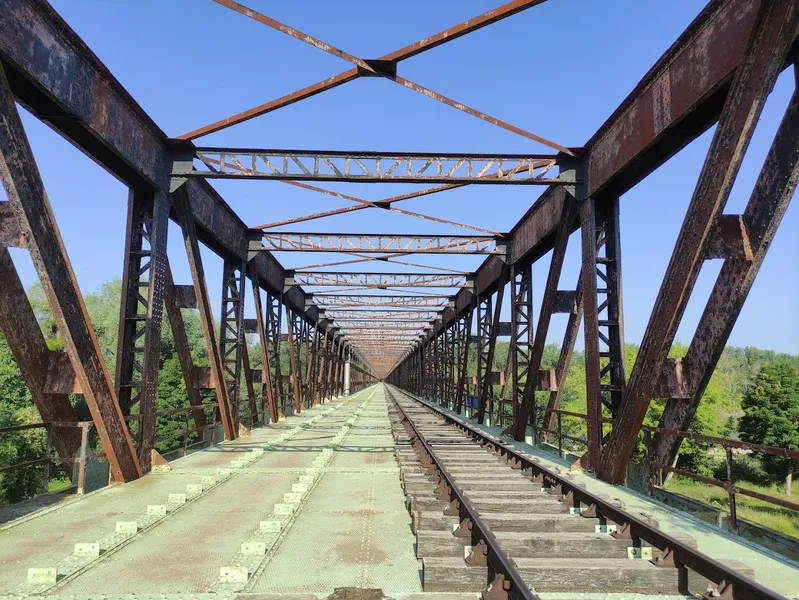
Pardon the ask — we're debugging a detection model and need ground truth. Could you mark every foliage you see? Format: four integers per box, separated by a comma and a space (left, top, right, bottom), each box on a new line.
739, 362, 799, 484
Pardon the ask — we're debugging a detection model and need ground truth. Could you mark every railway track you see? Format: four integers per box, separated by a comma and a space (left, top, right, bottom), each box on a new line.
385, 384, 786, 600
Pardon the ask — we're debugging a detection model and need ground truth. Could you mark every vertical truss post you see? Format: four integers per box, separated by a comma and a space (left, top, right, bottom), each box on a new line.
285, 307, 303, 413
425, 338, 432, 399
595, 198, 627, 417
316, 328, 329, 403
171, 186, 236, 441
475, 296, 492, 415
599, 0, 798, 483
250, 269, 277, 423
509, 263, 533, 439
0, 64, 141, 481
326, 334, 337, 400
337, 341, 345, 397
445, 325, 455, 408
114, 187, 169, 470
517, 196, 575, 443
299, 316, 309, 407
478, 268, 507, 424
650, 84, 799, 470
266, 291, 286, 416
455, 303, 475, 414
164, 263, 208, 439
305, 314, 319, 406
580, 197, 603, 470
241, 327, 257, 426
219, 259, 246, 427
437, 331, 446, 404
417, 341, 424, 398
343, 344, 351, 396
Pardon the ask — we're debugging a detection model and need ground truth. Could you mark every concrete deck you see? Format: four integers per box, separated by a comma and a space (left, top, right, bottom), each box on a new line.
0, 385, 421, 597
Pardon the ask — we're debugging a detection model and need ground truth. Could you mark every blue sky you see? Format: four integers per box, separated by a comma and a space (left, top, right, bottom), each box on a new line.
7, 0, 798, 355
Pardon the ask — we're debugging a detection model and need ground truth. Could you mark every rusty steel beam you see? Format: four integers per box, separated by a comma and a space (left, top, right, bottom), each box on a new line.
513, 195, 574, 441
182, 0, 556, 145
0, 63, 142, 482
579, 198, 603, 469
311, 294, 448, 308
598, 0, 799, 484
285, 307, 303, 413
250, 268, 279, 423
326, 310, 438, 319
649, 81, 799, 472
477, 266, 507, 424
163, 263, 208, 438
253, 164, 537, 231
0, 247, 81, 466
255, 232, 505, 254
184, 149, 566, 185
291, 272, 470, 289
172, 186, 238, 441
114, 188, 170, 471
219, 259, 247, 427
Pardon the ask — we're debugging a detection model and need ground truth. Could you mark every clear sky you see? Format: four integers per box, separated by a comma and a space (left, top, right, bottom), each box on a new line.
7, 0, 798, 356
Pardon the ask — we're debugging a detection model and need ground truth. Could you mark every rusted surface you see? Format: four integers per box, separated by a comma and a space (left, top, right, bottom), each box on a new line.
0, 63, 141, 482
257, 232, 504, 254
0, 201, 24, 247
586, 0, 758, 197
250, 269, 279, 423
190, 148, 564, 185
0, 248, 80, 464
164, 263, 208, 437
598, 0, 799, 484
172, 186, 237, 441
514, 194, 574, 441
649, 84, 799, 471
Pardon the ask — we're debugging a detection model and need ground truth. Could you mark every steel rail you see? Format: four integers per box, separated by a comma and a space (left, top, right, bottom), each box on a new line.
387, 384, 789, 600
386, 385, 538, 600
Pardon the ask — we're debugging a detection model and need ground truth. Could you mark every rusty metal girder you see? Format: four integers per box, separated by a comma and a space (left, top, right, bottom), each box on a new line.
290, 272, 470, 289
255, 232, 506, 254
181, 149, 567, 185
312, 294, 449, 308
325, 310, 439, 320
181, 0, 557, 147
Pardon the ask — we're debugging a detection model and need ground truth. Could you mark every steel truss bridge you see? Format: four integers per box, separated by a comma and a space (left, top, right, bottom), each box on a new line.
0, 0, 797, 599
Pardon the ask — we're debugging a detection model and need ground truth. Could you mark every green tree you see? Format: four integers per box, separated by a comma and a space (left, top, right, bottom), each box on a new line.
739, 362, 799, 495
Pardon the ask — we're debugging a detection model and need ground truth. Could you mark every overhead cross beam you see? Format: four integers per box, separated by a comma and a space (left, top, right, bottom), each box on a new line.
254, 232, 506, 255
290, 272, 471, 288
180, 0, 567, 154
325, 310, 439, 320
179, 149, 571, 185
311, 294, 449, 308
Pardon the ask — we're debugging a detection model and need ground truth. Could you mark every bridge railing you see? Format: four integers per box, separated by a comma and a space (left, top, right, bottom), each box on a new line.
515, 405, 799, 535
0, 420, 97, 498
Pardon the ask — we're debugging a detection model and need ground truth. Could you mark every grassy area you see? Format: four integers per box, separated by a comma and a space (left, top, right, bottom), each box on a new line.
47, 477, 73, 493
665, 478, 799, 539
